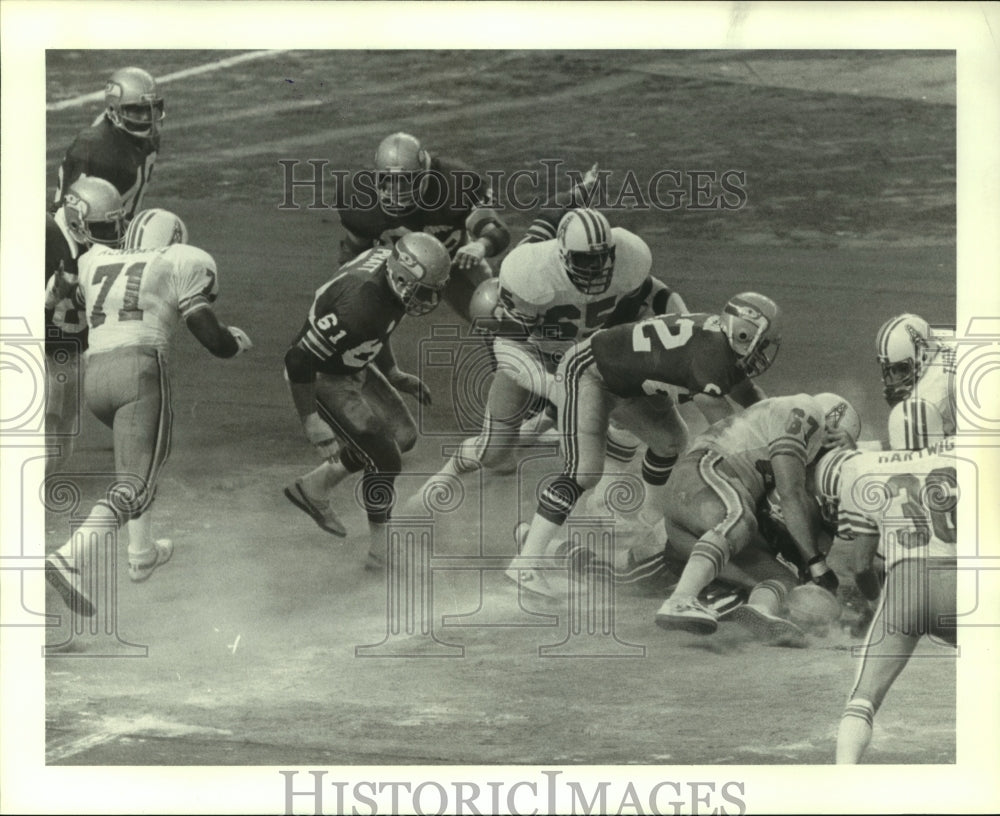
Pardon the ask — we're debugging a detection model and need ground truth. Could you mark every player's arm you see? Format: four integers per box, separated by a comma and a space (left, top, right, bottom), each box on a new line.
850, 532, 883, 601
185, 308, 249, 359
454, 194, 511, 271
375, 340, 432, 406
771, 452, 838, 592
283, 341, 340, 461
728, 377, 766, 407
338, 226, 374, 266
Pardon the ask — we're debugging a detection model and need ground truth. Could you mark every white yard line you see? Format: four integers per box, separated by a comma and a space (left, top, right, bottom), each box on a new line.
46, 50, 289, 112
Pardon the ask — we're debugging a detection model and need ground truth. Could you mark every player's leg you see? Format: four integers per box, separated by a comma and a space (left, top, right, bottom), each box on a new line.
631, 394, 689, 527
836, 557, 956, 762
285, 373, 369, 536
312, 371, 404, 566
509, 344, 612, 594
655, 451, 756, 634
107, 348, 174, 581
44, 342, 82, 475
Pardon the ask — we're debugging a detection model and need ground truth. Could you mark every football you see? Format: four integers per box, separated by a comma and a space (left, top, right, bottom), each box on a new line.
786, 583, 842, 630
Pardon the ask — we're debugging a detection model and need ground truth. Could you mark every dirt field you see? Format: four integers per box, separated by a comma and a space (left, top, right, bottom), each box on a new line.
32, 46, 965, 786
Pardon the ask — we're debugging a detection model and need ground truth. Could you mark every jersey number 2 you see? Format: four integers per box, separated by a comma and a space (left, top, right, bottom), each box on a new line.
91, 262, 146, 328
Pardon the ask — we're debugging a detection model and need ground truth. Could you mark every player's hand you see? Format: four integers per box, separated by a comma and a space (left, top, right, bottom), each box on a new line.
823, 426, 857, 450
806, 555, 840, 594
390, 371, 432, 406
302, 412, 339, 462
571, 162, 601, 203
227, 326, 253, 355
454, 240, 487, 272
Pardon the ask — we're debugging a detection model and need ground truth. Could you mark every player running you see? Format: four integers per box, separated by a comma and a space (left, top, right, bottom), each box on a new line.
282, 232, 451, 570
44, 177, 128, 473
653, 391, 861, 640
338, 132, 509, 321
508, 293, 776, 598
44, 209, 252, 617
53, 66, 163, 220
875, 313, 956, 450
811, 433, 961, 763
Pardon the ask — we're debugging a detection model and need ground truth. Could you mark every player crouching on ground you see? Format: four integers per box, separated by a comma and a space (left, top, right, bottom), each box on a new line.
283, 232, 451, 570
654, 392, 861, 644
44, 209, 252, 618
507, 292, 775, 600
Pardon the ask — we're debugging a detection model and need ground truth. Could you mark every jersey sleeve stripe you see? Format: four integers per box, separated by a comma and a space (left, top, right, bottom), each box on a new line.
768, 437, 808, 461
299, 331, 332, 359
178, 295, 211, 319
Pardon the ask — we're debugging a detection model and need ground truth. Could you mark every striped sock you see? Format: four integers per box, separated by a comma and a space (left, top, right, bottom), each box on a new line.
836, 699, 875, 764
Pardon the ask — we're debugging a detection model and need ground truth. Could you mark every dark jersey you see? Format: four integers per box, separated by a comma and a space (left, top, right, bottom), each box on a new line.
44, 213, 86, 354
589, 312, 748, 399
339, 156, 493, 258
291, 248, 407, 377
54, 115, 158, 220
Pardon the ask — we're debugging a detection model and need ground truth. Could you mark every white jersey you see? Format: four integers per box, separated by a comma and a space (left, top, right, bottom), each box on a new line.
77, 243, 219, 354
694, 394, 828, 500
887, 338, 957, 449
822, 439, 963, 570
497, 227, 653, 358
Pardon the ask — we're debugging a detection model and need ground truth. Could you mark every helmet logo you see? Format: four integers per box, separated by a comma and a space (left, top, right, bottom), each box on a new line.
395, 247, 426, 280
825, 401, 846, 428
905, 323, 926, 350
105, 81, 122, 100
63, 192, 87, 217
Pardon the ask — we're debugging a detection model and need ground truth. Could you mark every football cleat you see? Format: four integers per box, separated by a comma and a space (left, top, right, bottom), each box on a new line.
62, 177, 126, 247
556, 209, 616, 294
364, 549, 386, 572
504, 558, 569, 600
720, 292, 781, 377
45, 552, 96, 618
105, 67, 164, 139
283, 480, 347, 537
875, 313, 931, 405
654, 596, 719, 635
124, 208, 189, 250
128, 539, 174, 583
386, 232, 452, 316
729, 604, 807, 648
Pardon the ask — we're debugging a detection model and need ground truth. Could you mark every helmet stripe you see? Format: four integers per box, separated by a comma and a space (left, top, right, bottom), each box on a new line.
877, 315, 909, 360
577, 210, 595, 246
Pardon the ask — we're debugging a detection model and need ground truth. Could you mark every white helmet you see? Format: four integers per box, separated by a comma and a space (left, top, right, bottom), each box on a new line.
720, 292, 781, 377
374, 132, 431, 214
813, 392, 862, 449
556, 209, 616, 295
62, 177, 126, 247
812, 447, 863, 528
385, 232, 451, 316
124, 209, 188, 250
875, 313, 931, 406
105, 67, 164, 139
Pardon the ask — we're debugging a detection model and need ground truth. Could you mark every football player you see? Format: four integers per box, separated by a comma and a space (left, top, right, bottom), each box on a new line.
338, 132, 509, 321
283, 232, 451, 570
811, 431, 960, 763
652, 392, 861, 641
53, 67, 163, 220
508, 292, 776, 598
44, 209, 251, 617
44, 177, 128, 473
875, 313, 956, 450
